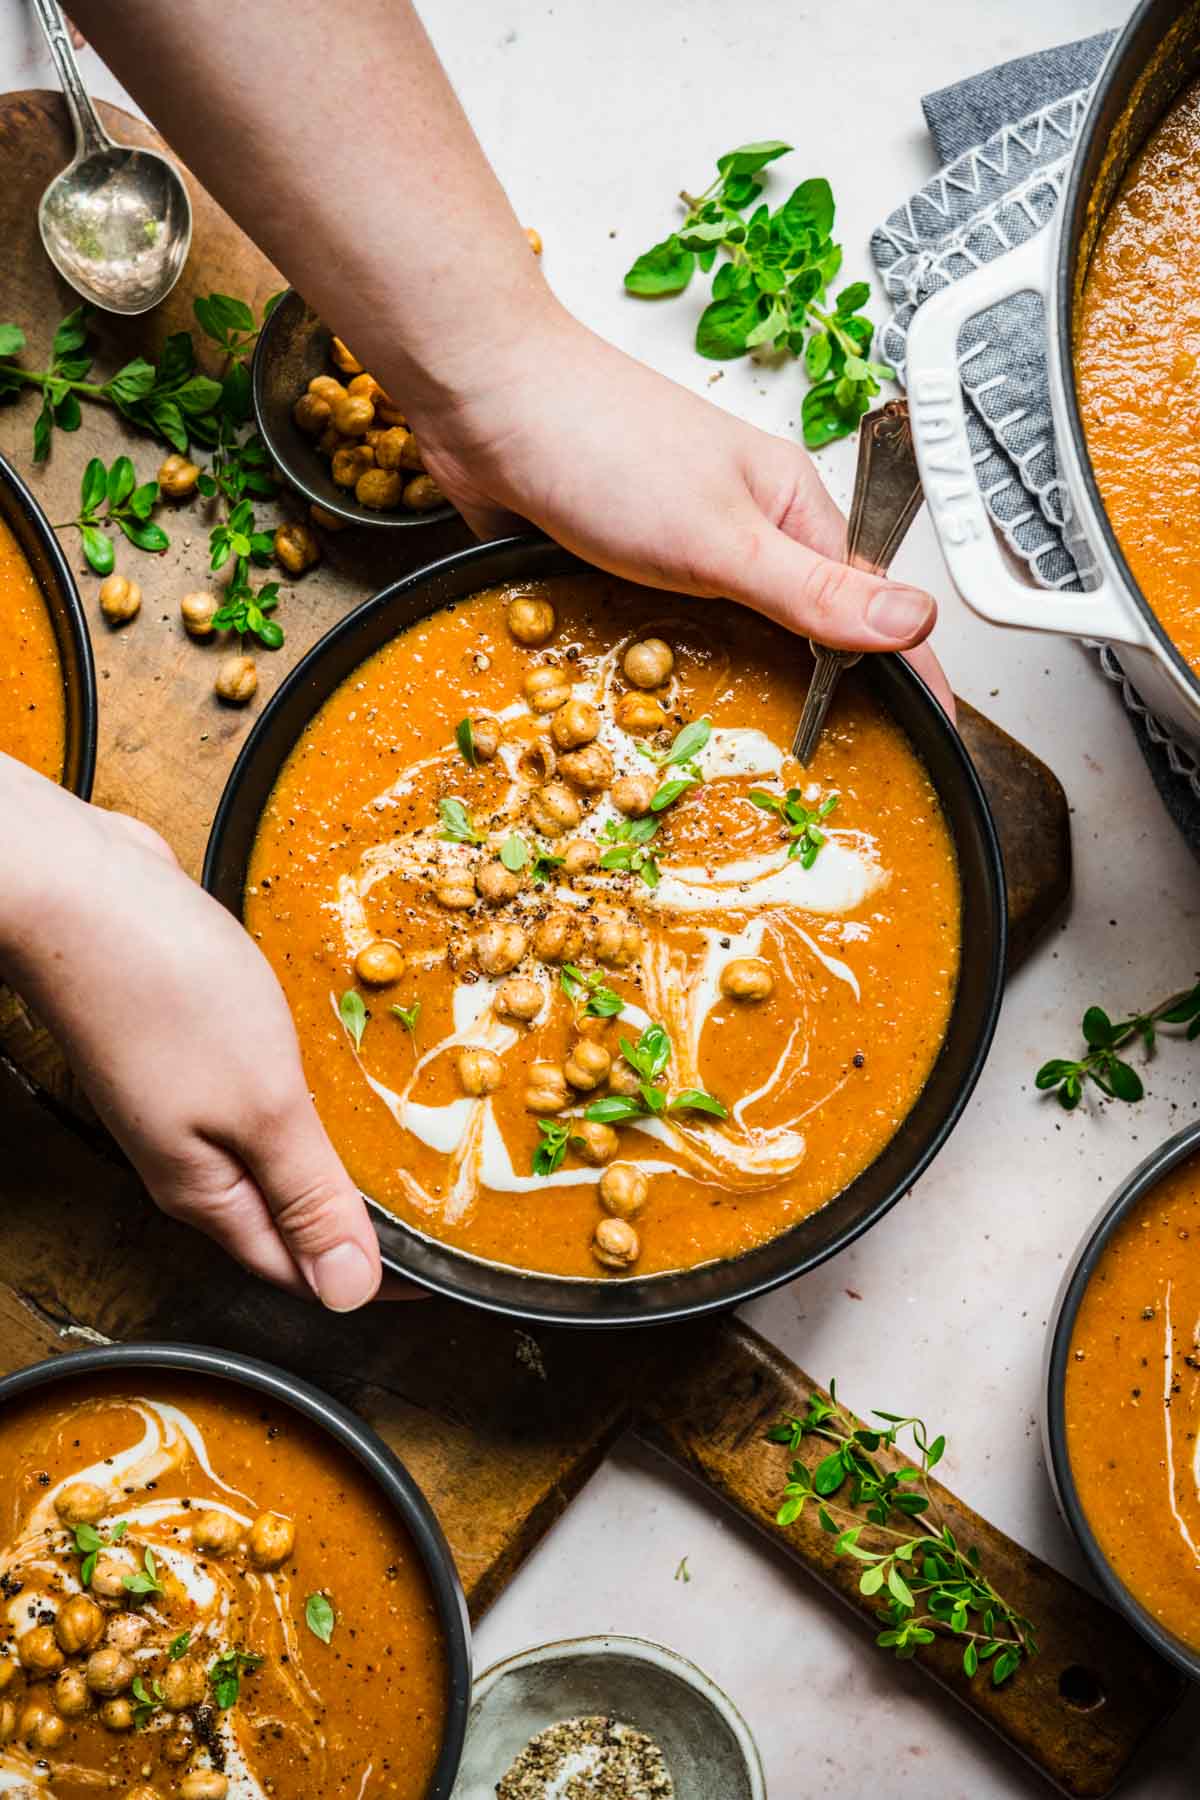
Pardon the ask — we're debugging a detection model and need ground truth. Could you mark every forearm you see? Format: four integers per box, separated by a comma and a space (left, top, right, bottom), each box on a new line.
68, 0, 556, 418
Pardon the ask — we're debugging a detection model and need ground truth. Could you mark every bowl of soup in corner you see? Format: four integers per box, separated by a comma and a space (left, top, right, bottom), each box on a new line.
0, 1341, 470, 1798
1046, 1118, 1200, 1681
203, 534, 1006, 1326
0, 448, 96, 796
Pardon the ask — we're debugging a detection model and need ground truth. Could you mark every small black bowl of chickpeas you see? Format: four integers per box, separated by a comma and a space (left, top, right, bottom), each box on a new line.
251, 289, 457, 530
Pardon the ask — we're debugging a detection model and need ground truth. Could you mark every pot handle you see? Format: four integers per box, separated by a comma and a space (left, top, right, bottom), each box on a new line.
906, 227, 1147, 649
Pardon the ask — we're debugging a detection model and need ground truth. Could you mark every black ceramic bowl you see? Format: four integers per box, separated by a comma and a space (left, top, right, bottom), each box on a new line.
0, 448, 96, 798
0, 1340, 471, 1795
204, 535, 1006, 1326
252, 289, 456, 530
1045, 1119, 1200, 1682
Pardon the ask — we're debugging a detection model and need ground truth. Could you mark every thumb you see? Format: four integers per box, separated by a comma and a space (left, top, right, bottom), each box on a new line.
240, 1096, 383, 1312
725, 521, 936, 653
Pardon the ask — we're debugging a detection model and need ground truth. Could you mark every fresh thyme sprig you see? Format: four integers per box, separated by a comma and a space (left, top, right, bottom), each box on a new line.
768, 1386, 1037, 1683
1035, 979, 1200, 1109
624, 146, 890, 448
749, 786, 839, 868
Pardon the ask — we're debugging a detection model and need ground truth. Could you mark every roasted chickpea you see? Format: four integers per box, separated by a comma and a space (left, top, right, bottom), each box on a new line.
21, 1699, 64, 1750
90, 1554, 132, 1600
309, 501, 348, 532
100, 1696, 134, 1731
354, 940, 405, 986
593, 1216, 640, 1268
551, 698, 601, 750
293, 392, 331, 435
395, 431, 425, 472
507, 595, 556, 646
474, 921, 528, 977
469, 716, 501, 761
525, 1062, 568, 1115
180, 589, 219, 639
331, 443, 375, 489
0, 1700, 14, 1744
476, 860, 521, 905
192, 1509, 239, 1556
523, 665, 570, 713
18, 1626, 62, 1677
517, 738, 556, 785
98, 572, 141, 626
526, 226, 543, 255
532, 909, 585, 965
215, 653, 257, 705
329, 390, 375, 437
356, 467, 405, 510
457, 1047, 503, 1097
623, 638, 674, 689
606, 1059, 642, 1098
158, 452, 200, 499
124, 1788, 164, 1800
308, 374, 344, 406
599, 1162, 648, 1219
104, 1613, 148, 1652
367, 427, 405, 470
615, 691, 667, 735
330, 335, 363, 375
55, 1594, 104, 1655
558, 742, 614, 791
573, 1120, 620, 1166
249, 1511, 295, 1570
720, 958, 775, 1002
493, 976, 542, 1023
0, 1659, 13, 1695
375, 393, 408, 427
180, 1775, 229, 1800
590, 906, 641, 967
434, 874, 476, 911
274, 520, 321, 575
162, 1725, 193, 1762
55, 1479, 108, 1525
161, 1657, 206, 1711
317, 423, 346, 457
86, 1647, 134, 1696
55, 1665, 91, 1718
402, 473, 445, 511
528, 781, 581, 837
562, 838, 599, 877
347, 371, 383, 402
611, 773, 656, 817
564, 1039, 611, 1091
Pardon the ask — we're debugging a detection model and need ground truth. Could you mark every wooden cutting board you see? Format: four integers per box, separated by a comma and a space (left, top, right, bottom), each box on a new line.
0, 91, 1182, 1799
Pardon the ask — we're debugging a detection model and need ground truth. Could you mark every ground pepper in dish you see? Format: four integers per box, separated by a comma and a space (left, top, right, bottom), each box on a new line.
245, 574, 961, 1280
497, 1714, 673, 1799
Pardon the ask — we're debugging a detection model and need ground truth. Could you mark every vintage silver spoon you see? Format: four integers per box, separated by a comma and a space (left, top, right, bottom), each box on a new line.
32, 0, 192, 315
791, 399, 924, 765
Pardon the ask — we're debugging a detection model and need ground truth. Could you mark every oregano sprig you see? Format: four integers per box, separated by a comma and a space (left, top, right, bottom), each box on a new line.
768, 1386, 1037, 1683
1035, 979, 1200, 1109
57, 455, 168, 575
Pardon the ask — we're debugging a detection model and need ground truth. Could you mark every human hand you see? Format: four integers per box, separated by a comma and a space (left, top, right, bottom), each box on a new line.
0, 756, 389, 1310
407, 306, 952, 713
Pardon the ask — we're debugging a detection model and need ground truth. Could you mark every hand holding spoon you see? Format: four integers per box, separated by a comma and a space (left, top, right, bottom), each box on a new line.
32, 0, 192, 315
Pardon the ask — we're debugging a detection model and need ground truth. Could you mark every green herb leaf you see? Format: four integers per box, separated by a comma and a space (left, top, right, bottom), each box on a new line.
209, 1648, 264, 1711
390, 1002, 421, 1034
500, 833, 529, 873
455, 718, 477, 768
438, 797, 484, 845
118, 518, 169, 553
695, 292, 762, 360
169, 1632, 191, 1660
624, 235, 695, 296
107, 456, 136, 509
80, 523, 114, 575
339, 989, 368, 1052
0, 323, 27, 356
122, 1547, 164, 1596
669, 1088, 728, 1119
716, 140, 792, 179
532, 1119, 571, 1178
305, 1591, 335, 1644
80, 457, 107, 518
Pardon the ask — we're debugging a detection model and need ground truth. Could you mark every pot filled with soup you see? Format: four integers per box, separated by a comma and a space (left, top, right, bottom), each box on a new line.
1046, 1119, 1200, 1681
0, 1341, 470, 1798
205, 536, 1005, 1324
0, 449, 96, 796
905, 0, 1200, 755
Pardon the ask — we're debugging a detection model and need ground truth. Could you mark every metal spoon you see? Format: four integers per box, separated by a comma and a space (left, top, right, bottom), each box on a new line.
32, 0, 192, 315
791, 399, 924, 764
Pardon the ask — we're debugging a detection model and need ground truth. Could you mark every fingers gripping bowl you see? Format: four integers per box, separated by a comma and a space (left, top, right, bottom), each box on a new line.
204, 537, 1006, 1325
0, 1343, 470, 1798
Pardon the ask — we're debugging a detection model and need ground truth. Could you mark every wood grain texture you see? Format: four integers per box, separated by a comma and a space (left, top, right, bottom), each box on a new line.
635, 1320, 1186, 1799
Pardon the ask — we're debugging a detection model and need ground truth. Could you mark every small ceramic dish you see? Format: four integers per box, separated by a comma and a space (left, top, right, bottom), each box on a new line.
451, 1633, 765, 1800
251, 288, 457, 529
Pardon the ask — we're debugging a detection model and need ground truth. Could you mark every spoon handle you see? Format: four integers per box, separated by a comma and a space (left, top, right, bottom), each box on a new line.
30, 0, 111, 161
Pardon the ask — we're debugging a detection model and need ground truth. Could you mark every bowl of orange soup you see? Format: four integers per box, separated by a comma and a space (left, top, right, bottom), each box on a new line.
0, 1341, 471, 1796
203, 536, 1005, 1325
0, 448, 96, 796
1047, 1120, 1200, 1680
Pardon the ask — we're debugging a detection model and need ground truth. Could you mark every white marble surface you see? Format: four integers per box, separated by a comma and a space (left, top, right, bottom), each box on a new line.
7, 0, 1200, 1792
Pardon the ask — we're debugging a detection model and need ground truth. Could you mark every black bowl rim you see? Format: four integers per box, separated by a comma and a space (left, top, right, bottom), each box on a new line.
1044, 1117, 1200, 1683
0, 1341, 471, 1796
0, 446, 97, 800
251, 289, 457, 531
203, 533, 1006, 1327
1055, 0, 1200, 704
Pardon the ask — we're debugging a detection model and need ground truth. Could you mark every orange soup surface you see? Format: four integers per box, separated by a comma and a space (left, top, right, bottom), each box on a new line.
0, 514, 65, 778
1077, 76, 1200, 673
1067, 1152, 1200, 1653
0, 1375, 447, 1798
246, 576, 961, 1280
